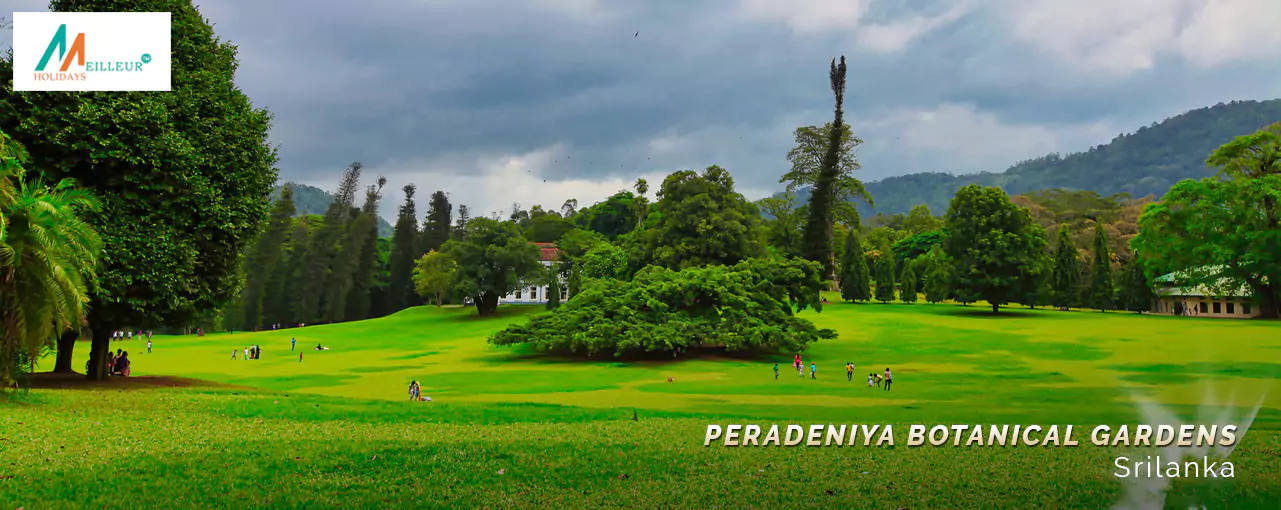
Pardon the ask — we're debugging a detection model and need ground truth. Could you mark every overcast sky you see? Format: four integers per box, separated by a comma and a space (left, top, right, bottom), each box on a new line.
6, 0, 1281, 222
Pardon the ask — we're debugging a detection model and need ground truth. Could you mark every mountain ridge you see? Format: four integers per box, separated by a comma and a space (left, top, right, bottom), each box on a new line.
779, 99, 1281, 217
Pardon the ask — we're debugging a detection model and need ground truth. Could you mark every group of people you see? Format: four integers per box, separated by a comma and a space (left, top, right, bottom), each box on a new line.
233, 345, 263, 360
107, 349, 131, 376
774, 355, 894, 391
112, 330, 152, 340
407, 380, 430, 401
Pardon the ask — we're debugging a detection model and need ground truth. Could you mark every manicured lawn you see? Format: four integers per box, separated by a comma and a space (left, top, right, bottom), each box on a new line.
5, 297, 1281, 508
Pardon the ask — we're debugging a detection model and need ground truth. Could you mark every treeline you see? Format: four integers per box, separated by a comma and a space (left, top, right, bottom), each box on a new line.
222, 168, 670, 330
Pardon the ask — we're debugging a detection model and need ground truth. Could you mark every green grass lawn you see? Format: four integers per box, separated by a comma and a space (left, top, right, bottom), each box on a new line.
5, 297, 1281, 508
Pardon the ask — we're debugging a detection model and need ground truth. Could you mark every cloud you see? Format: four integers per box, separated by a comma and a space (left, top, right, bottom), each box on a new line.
2, 0, 1276, 226
855, 103, 1118, 176
304, 144, 670, 223
736, 0, 970, 53
1178, 0, 1281, 68
1004, 0, 1281, 75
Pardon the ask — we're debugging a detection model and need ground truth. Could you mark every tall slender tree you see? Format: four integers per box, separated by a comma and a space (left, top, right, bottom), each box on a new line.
1086, 222, 1115, 311
240, 185, 296, 330
453, 204, 471, 241
1118, 251, 1154, 313
838, 231, 871, 302
345, 178, 386, 321
1051, 226, 1081, 309
923, 245, 952, 304
299, 162, 362, 324
873, 254, 896, 303
420, 190, 453, 254
388, 184, 420, 313
282, 217, 318, 327
800, 56, 848, 282
899, 264, 918, 303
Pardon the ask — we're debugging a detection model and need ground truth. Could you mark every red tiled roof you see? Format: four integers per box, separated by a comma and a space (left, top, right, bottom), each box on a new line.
533, 242, 560, 261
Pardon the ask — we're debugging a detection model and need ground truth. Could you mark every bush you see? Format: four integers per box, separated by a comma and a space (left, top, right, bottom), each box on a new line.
490, 258, 836, 357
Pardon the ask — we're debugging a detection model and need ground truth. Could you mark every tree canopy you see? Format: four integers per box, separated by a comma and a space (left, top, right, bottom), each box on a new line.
639, 166, 763, 270
490, 258, 835, 357
0, 0, 279, 378
942, 185, 1049, 313
443, 218, 542, 315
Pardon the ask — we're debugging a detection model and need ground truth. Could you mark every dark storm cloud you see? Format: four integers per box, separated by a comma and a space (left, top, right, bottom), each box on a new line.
5, 0, 1280, 216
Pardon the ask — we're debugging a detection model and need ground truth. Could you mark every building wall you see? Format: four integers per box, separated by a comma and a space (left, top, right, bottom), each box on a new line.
1152, 295, 1262, 319
497, 260, 568, 305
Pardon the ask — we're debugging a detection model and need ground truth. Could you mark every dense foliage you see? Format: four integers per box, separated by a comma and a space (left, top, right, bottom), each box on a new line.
442, 218, 542, 315
0, 134, 101, 386
638, 166, 764, 269
489, 258, 836, 357
942, 185, 1050, 313
1133, 122, 1281, 319
1, 0, 279, 378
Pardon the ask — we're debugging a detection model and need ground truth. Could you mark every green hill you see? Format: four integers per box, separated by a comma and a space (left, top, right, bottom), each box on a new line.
273, 182, 394, 237
780, 99, 1281, 217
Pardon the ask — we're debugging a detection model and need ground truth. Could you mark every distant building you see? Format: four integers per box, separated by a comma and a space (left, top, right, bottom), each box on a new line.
497, 242, 567, 305
1151, 266, 1262, 319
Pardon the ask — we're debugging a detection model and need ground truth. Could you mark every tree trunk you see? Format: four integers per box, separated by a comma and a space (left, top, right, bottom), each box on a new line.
54, 330, 79, 373
436, 291, 442, 307
991, 303, 999, 313
1259, 284, 1280, 319
86, 308, 111, 380
475, 293, 499, 315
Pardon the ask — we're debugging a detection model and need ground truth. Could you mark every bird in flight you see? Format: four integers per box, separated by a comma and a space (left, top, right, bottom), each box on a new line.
634, 31, 639, 38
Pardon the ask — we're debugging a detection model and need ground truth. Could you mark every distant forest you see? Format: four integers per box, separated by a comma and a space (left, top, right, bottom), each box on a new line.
273, 183, 394, 237
783, 99, 1281, 217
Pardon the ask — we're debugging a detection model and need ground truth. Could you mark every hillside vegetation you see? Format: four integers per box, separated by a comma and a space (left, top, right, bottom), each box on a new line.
784, 99, 1281, 216
273, 182, 394, 237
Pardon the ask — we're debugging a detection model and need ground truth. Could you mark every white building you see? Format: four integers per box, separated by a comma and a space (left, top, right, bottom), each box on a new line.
498, 242, 569, 305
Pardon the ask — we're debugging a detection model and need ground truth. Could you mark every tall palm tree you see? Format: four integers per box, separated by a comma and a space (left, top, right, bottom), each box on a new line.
0, 138, 102, 386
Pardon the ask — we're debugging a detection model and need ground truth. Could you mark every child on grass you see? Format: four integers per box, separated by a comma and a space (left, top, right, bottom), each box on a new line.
773, 364, 779, 379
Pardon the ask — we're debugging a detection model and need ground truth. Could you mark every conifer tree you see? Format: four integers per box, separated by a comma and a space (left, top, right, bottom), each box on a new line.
299, 162, 362, 324
421, 190, 453, 254
800, 56, 848, 280
388, 184, 420, 313
874, 254, 896, 303
345, 178, 386, 321
899, 264, 918, 303
1087, 222, 1116, 311
1051, 226, 1080, 309
923, 246, 952, 304
839, 231, 871, 302
1118, 252, 1154, 313
241, 185, 296, 330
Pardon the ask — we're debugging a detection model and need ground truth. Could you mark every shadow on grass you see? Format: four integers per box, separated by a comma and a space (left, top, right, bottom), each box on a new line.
933, 307, 1067, 319
478, 344, 784, 367
24, 371, 235, 390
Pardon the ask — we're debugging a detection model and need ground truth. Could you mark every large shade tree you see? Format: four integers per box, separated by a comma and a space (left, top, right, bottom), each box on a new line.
0, 0, 278, 379
640, 166, 764, 270
490, 258, 835, 357
1134, 123, 1281, 318
942, 185, 1049, 313
442, 218, 542, 315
